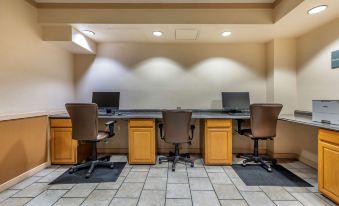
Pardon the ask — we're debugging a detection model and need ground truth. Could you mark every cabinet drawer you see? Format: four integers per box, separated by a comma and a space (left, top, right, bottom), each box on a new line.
50, 119, 72, 128
206, 119, 231, 128
129, 119, 154, 128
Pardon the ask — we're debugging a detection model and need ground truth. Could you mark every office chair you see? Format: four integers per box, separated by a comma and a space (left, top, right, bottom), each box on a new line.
158, 110, 195, 171
65, 103, 116, 178
237, 103, 283, 172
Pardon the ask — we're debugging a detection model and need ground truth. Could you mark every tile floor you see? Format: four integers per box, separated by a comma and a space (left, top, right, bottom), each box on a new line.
0, 155, 337, 206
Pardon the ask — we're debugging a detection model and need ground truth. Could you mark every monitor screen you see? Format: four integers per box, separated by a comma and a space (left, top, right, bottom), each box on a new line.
221, 92, 250, 111
92, 92, 120, 109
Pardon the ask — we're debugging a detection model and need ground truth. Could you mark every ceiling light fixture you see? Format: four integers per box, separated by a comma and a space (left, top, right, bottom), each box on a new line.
308, 5, 328, 15
221, 31, 232, 37
82, 30, 95, 36
152, 31, 163, 37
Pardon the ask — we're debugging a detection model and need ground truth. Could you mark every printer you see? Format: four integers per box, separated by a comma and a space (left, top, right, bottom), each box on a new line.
312, 100, 339, 125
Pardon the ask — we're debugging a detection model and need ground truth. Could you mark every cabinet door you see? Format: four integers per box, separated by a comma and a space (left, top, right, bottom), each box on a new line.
205, 127, 232, 165
128, 120, 155, 164
318, 129, 339, 204
51, 128, 77, 164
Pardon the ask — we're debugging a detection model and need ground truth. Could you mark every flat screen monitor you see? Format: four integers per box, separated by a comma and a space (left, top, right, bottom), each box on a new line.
221, 92, 250, 112
92, 92, 120, 109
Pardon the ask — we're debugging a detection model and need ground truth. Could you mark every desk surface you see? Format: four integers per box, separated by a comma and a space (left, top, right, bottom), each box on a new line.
49, 110, 339, 132
50, 110, 250, 120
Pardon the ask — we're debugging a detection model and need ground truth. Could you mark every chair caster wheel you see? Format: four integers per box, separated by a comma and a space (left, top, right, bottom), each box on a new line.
267, 167, 272, 172
190, 164, 194, 168
110, 164, 114, 169
172, 168, 175, 172
236, 154, 241, 158
159, 160, 162, 164
242, 161, 247, 167
68, 169, 75, 174
85, 173, 91, 179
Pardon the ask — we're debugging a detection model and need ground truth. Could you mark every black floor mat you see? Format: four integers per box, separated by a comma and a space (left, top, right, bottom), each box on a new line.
232, 164, 313, 187
49, 162, 126, 184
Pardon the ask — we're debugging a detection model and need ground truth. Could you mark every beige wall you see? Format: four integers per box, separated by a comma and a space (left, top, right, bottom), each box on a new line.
297, 17, 339, 111
266, 38, 297, 114
75, 43, 267, 109
0, 0, 74, 116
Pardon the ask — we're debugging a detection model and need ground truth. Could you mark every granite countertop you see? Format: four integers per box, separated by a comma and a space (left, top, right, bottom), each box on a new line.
279, 114, 339, 132
49, 109, 250, 120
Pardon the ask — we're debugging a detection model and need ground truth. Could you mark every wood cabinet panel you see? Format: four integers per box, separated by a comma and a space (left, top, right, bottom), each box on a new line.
128, 119, 156, 164
51, 128, 77, 164
318, 129, 339, 204
50, 119, 72, 128
202, 119, 232, 165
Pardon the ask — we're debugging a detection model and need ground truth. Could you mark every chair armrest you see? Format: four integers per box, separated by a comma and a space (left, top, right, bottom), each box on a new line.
105, 120, 116, 137
189, 125, 195, 140
158, 123, 164, 140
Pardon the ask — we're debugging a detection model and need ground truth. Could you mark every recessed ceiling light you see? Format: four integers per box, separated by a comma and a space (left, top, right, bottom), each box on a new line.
221, 31, 232, 37
152, 31, 163, 37
308, 5, 327, 15
82, 30, 95, 36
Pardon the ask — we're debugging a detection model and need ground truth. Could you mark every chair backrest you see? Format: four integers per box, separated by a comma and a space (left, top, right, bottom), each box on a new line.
65, 103, 99, 141
162, 110, 192, 143
250, 103, 283, 138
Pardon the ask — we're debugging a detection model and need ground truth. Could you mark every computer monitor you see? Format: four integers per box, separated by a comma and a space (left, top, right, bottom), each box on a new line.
221, 92, 250, 112
92, 92, 120, 110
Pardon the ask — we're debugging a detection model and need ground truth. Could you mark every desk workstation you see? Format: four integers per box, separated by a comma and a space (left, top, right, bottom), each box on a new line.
2, 0, 339, 205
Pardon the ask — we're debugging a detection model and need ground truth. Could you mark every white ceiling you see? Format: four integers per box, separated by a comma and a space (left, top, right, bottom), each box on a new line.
72, 0, 339, 43
35, 0, 275, 3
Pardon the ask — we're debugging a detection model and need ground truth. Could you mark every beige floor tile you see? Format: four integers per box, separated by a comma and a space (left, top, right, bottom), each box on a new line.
165, 199, 192, 206
0, 198, 32, 206
241, 191, 275, 206
25, 189, 67, 206
167, 172, 188, 184
125, 172, 148, 183
109, 198, 138, 206
148, 168, 168, 178
115, 183, 143, 198
63, 183, 98, 198
283, 187, 310, 193
292, 192, 331, 206
220, 200, 248, 206
0, 190, 19, 203
120, 167, 132, 177
12, 183, 49, 198
11, 177, 41, 190
260, 186, 295, 201
138, 190, 166, 206
54, 198, 85, 206
189, 177, 213, 191
191, 191, 221, 206
231, 178, 261, 192
49, 184, 75, 190
36, 171, 64, 183
208, 173, 232, 185
166, 184, 191, 199
205, 166, 225, 173
144, 177, 167, 190
214, 184, 242, 200
81, 190, 116, 206
187, 168, 208, 178
130, 165, 150, 172
274, 201, 304, 206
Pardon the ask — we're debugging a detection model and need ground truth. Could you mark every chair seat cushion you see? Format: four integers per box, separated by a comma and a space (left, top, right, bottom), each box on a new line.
97, 132, 109, 140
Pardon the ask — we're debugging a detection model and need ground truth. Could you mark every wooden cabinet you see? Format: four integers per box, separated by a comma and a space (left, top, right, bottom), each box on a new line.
51, 127, 77, 164
318, 129, 339, 204
50, 119, 91, 165
128, 119, 156, 164
201, 119, 232, 165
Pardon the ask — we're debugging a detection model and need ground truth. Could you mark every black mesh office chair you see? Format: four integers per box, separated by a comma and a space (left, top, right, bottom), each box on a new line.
237, 103, 283, 172
158, 110, 196, 171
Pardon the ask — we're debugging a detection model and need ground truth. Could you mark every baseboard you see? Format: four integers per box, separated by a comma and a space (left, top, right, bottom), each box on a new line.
299, 156, 317, 169
0, 162, 50, 192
